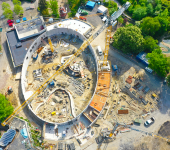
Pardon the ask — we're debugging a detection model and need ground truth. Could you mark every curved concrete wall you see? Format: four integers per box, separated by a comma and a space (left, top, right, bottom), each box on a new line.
21, 26, 99, 126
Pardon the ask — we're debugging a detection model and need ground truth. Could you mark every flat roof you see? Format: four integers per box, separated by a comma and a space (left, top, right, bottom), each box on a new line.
15, 16, 44, 40
90, 72, 111, 111
47, 20, 91, 35
6, 29, 38, 67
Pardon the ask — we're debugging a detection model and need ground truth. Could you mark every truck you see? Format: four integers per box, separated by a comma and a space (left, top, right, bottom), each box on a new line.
144, 117, 155, 126
97, 46, 103, 56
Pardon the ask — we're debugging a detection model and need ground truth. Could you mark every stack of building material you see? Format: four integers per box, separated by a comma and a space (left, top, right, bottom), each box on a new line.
126, 76, 133, 84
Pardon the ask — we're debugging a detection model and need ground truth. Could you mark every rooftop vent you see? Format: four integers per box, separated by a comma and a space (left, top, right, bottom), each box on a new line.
16, 42, 22, 48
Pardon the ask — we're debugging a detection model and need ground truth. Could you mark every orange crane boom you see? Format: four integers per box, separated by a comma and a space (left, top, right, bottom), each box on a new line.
48, 38, 54, 53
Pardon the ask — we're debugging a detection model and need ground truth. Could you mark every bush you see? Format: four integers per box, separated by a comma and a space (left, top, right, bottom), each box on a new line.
0, 93, 14, 122
0, 45, 1, 51
42, 9, 49, 16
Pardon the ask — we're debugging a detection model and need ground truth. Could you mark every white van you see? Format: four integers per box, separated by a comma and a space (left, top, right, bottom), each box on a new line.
97, 46, 103, 56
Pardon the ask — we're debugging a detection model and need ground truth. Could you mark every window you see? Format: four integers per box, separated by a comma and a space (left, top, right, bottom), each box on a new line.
30, 49, 32, 52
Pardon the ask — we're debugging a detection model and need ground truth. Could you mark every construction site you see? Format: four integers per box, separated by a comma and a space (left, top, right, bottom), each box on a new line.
1, 1, 170, 150
25, 32, 97, 123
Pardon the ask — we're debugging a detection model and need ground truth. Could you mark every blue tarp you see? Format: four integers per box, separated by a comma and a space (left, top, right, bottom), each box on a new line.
23, 17, 27, 21
112, 65, 118, 71
20, 128, 28, 139
49, 80, 55, 87
86, 1, 95, 9
136, 52, 149, 66
16, 19, 20, 23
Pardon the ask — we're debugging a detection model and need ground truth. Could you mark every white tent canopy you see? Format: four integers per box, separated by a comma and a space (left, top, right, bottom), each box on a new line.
97, 5, 108, 14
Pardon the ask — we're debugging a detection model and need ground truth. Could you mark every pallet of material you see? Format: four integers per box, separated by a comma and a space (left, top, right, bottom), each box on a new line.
126, 78, 132, 84
118, 109, 129, 114
120, 128, 131, 133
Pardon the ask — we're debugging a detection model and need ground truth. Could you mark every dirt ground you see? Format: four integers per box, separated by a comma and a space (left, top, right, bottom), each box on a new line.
135, 136, 170, 150
25, 34, 97, 123
158, 121, 170, 138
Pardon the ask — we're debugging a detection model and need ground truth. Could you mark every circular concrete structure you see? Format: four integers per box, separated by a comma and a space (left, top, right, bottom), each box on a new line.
21, 20, 99, 127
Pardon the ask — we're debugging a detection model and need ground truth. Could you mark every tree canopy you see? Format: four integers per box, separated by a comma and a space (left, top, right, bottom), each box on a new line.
14, 4, 23, 15
13, 0, 21, 5
0, 94, 14, 122
47, 0, 59, 17
147, 49, 169, 77
39, 0, 48, 14
113, 26, 145, 54
146, 3, 153, 16
3, 9, 13, 19
143, 36, 159, 53
132, 6, 147, 20
118, 16, 124, 24
109, 7, 117, 16
1, 2, 10, 11
167, 75, 170, 86
140, 17, 161, 37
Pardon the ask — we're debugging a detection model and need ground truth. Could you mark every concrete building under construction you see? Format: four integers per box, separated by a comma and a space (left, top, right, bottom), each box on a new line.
18, 18, 111, 142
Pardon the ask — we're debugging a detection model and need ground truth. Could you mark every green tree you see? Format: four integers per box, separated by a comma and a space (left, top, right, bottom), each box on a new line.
41, 9, 49, 16
14, 4, 23, 15
155, 16, 168, 36
1, 2, 10, 10
113, 26, 145, 54
144, 36, 159, 53
147, 49, 169, 77
147, 3, 153, 16
132, 6, 147, 20
109, 7, 116, 16
13, 0, 21, 5
104, 0, 117, 8
47, 0, 59, 17
0, 93, 14, 122
117, 16, 124, 24
38, 0, 48, 14
161, 0, 170, 10
140, 17, 161, 36
3, 8, 13, 19
139, 0, 147, 6
155, 4, 162, 11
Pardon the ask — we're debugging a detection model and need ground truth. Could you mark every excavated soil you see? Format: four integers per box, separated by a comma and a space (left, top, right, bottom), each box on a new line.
158, 121, 170, 137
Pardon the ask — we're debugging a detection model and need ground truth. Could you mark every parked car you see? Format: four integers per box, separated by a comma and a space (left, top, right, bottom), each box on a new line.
8, 23, 13, 27
7, 20, 14, 24
78, 9, 88, 15
144, 117, 155, 126
145, 67, 153, 73
26, 5, 35, 10
79, 16, 86, 21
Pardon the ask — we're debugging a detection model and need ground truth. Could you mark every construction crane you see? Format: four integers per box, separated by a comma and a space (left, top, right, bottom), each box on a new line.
48, 38, 54, 53
1, 2, 131, 126
41, 37, 54, 53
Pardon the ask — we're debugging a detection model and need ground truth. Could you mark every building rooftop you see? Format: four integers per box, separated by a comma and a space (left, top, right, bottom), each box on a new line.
15, 16, 45, 40
6, 29, 38, 67
46, 19, 91, 35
